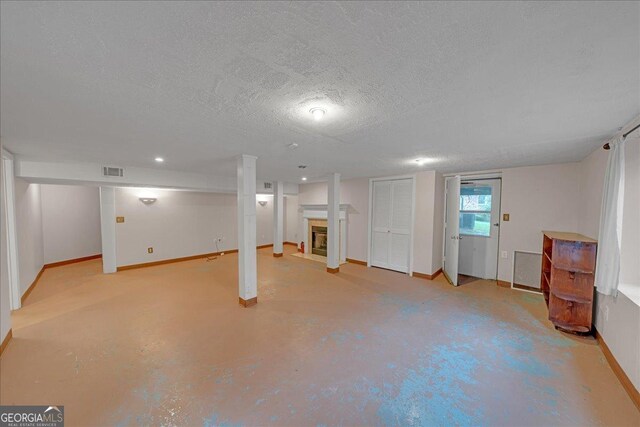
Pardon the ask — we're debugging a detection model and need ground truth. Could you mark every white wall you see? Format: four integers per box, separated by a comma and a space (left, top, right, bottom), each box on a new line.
41, 184, 101, 264
578, 135, 640, 391
413, 171, 436, 275
14, 178, 44, 296
284, 195, 298, 244
298, 174, 441, 272
256, 195, 274, 247
0, 151, 12, 342
340, 178, 370, 262
431, 172, 445, 273
114, 188, 275, 267
497, 163, 582, 282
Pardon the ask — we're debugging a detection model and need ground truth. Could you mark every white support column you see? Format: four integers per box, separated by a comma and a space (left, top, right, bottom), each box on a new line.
2, 152, 21, 310
327, 173, 341, 273
99, 187, 117, 274
273, 181, 284, 257
237, 155, 258, 307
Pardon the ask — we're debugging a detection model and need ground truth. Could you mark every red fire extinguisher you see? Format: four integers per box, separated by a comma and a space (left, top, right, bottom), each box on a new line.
300, 242, 304, 253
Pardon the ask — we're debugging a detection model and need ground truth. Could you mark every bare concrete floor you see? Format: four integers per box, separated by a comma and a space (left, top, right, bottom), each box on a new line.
1, 246, 638, 426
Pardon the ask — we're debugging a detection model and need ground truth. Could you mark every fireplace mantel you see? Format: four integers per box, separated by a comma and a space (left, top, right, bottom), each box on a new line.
299, 204, 348, 262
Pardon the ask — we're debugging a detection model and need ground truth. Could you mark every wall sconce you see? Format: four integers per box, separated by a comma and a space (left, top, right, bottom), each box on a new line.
258, 200, 268, 207
139, 197, 157, 204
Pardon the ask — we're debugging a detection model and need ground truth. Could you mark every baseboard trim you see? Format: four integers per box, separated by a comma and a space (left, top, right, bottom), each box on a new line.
513, 283, 542, 293
497, 280, 511, 288
117, 250, 239, 271
44, 254, 102, 269
21, 267, 45, 305
284, 242, 297, 246
273, 253, 283, 258
595, 329, 640, 410
346, 258, 367, 266
0, 329, 12, 357
413, 268, 443, 280
239, 297, 257, 307
117, 244, 281, 271
326, 267, 340, 274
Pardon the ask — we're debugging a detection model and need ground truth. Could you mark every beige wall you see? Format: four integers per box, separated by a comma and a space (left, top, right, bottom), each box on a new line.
115, 188, 274, 267
284, 195, 298, 244
431, 172, 445, 272
298, 173, 441, 273
298, 178, 370, 262
340, 178, 370, 262
577, 135, 640, 391
497, 163, 582, 282
413, 172, 435, 275
14, 178, 44, 296
41, 184, 102, 264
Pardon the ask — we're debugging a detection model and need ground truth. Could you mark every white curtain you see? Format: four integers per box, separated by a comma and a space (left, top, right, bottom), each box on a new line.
595, 136, 625, 296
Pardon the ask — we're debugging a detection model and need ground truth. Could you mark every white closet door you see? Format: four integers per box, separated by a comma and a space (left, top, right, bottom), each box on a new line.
371, 181, 392, 268
388, 179, 412, 272
371, 178, 413, 273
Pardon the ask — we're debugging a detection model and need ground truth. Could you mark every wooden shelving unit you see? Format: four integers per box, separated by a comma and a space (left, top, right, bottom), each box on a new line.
541, 231, 597, 334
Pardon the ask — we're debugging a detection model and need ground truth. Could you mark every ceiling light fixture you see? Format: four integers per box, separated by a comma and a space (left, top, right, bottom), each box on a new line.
301, 177, 307, 181
309, 108, 325, 121
414, 158, 434, 166
155, 157, 164, 163
287, 143, 299, 150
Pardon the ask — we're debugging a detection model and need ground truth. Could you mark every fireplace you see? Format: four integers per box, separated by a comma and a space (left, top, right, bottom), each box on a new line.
311, 226, 328, 256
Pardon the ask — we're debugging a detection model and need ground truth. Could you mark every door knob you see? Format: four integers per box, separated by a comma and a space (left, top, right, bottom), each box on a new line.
493, 223, 499, 226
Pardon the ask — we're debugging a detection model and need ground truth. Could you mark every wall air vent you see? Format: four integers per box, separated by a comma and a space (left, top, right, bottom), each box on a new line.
263, 182, 272, 189
102, 166, 124, 177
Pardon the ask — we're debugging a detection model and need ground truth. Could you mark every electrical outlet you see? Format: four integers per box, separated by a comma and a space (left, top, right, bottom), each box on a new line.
501, 251, 508, 259
116, 216, 125, 223
148, 247, 153, 254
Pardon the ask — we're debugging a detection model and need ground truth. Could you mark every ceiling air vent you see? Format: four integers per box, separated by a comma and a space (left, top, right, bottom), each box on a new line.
263, 182, 272, 189
102, 166, 124, 177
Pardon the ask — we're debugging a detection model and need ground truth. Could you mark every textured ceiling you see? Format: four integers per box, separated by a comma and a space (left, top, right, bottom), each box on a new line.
1, 1, 638, 182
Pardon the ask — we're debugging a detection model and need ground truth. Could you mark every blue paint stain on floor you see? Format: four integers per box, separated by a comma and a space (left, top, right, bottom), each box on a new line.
202, 413, 242, 427
377, 344, 484, 426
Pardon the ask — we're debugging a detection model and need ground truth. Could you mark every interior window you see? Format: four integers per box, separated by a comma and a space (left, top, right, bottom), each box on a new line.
459, 185, 492, 237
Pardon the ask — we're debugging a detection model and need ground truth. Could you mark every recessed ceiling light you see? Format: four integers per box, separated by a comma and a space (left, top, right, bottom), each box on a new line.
309, 108, 326, 121
301, 177, 307, 181
287, 143, 299, 150
414, 158, 434, 166
155, 157, 164, 163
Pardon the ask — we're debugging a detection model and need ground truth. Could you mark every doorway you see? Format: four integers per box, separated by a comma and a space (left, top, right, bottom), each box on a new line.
443, 176, 501, 286
458, 179, 501, 280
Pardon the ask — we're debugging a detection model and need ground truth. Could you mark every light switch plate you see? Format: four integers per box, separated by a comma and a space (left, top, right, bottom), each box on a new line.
502, 213, 510, 221
116, 216, 125, 223
148, 247, 153, 254
501, 251, 508, 259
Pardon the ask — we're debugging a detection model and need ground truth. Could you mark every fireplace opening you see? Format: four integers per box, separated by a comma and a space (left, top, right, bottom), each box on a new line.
311, 226, 328, 257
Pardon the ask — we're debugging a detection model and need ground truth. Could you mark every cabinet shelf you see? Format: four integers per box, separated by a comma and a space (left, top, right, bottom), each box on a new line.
550, 263, 594, 275
549, 290, 591, 305
541, 232, 597, 335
